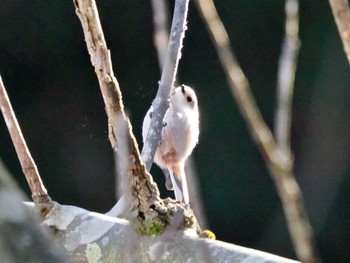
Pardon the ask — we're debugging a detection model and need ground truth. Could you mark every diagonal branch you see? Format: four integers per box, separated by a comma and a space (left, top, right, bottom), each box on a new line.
195, 0, 320, 262
329, 0, 350, 66
73, 0, 201, 235
0, 76, 51, 205
73, 0, 161, 215
275, 0, 300, 155
141, 0, 190, 171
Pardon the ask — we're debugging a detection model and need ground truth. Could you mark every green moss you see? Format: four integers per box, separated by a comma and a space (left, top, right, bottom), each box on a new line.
138, 218, 166, 236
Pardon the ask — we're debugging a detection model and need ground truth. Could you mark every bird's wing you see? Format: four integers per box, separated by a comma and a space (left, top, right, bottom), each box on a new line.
142, 106, 153, 144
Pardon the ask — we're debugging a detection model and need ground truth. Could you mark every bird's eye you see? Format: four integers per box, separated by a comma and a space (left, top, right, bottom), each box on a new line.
186, 96, 192, 102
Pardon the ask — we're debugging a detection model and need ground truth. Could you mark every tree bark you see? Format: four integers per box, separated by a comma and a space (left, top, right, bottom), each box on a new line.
25, 203, 299, 263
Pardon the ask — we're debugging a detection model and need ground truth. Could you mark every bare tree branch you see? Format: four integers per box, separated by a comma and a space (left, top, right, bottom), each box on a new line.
0, 76, 51, 205
194, 0, 320, 262
275, 0, 300, 155
329, 0, 350, 66
73, 0, 130, 150
185, 158, 208, 228
73, 0, 162, 216
150, 0, 208, 229
141, 0, 190, 171
73, 0, 202, 236
27, 202, 298, 263
108, 114, 136, 219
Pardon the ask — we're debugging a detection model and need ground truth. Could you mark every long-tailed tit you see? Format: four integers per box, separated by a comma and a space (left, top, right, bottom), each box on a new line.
142, 85, 199, 204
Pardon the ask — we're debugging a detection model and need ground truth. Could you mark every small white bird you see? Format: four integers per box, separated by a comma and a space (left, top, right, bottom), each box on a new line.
142, 85, 199, 204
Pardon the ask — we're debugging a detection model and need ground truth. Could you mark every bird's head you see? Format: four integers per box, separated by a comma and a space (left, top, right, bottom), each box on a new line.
170, 84, 198, 113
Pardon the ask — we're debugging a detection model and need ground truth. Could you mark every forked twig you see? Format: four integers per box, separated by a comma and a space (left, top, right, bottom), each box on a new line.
195, 0, 319, 262
0, 76, 51, 205
73, 1, 201, 236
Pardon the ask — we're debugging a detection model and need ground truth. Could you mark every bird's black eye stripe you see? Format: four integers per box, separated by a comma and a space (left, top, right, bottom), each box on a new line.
181, 85, 185, 94
186, 96, 192, 102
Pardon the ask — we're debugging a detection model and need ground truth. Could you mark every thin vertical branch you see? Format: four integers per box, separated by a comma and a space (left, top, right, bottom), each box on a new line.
150, 0, 208, 229
275, 0, 300, 155
195, 0, 320, 262
141, 0, 190, 171
0, 76, 51, 205
329, 0, 350, 66
185, 159, 208, 228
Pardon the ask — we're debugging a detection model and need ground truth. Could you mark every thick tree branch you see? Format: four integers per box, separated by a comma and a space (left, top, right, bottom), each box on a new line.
26, 203, 298, 263
194, 0, 319, 262
0, 76, 51, 205
275, 0, 300, 155
141, 0, 190, 171
329, 0, 350, 66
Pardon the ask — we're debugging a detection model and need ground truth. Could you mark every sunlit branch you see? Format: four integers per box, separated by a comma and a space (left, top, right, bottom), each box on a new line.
73, 0, 161, 216
0, 76, 51, 205
141, 0, 190, 171
275, 0, 300, 155
194, 0, 319, 262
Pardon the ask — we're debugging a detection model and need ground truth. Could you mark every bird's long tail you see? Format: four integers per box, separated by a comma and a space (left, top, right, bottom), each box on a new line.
170, 163, 189, 204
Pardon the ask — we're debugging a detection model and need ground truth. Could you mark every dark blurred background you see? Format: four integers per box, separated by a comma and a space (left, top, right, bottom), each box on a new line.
0, 0, 349, 262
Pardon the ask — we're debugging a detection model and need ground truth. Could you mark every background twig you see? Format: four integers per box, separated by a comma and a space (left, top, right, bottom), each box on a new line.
151, 0, 169, 71
329, 0, 350, 65
194, 0, 319, 262
141, 0, 190, 171
275, 0, 300, 155
0, 76, 51, 205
